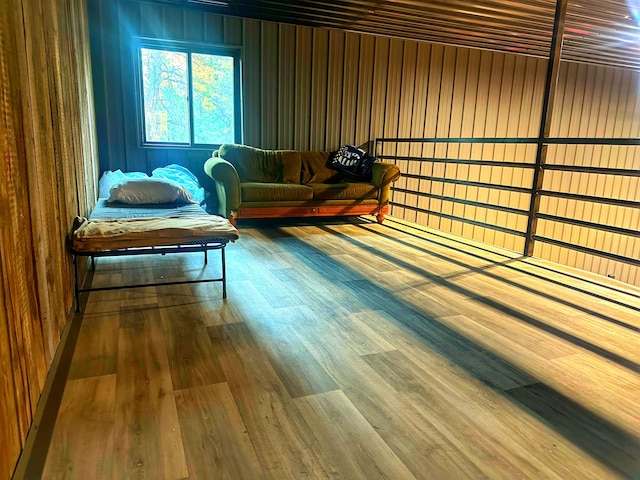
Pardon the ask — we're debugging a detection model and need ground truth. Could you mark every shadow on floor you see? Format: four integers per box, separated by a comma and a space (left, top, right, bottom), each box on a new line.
357, 221, 640, 333
263, 222, 639, 478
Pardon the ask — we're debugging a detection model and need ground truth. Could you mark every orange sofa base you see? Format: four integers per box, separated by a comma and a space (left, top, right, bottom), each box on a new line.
232, 205, 388, 225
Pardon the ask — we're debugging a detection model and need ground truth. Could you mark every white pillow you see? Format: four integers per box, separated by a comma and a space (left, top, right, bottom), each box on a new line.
107, 178, 196, 204
98, 170, 127, 198
99, 170, 150, 198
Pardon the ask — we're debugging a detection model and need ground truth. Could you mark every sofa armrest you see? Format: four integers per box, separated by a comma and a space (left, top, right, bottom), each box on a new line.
204, 157, 241, 219
371, 162, 401, 206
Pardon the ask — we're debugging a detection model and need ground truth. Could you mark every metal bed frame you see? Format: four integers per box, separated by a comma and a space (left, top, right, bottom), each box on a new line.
71, 238, 230, 312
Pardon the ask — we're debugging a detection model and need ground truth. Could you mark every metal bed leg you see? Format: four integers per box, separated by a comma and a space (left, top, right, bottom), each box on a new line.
222, 246, 226, 299
91, 256, 95, 271
74, 255, 80, 313
204, 250, 208, 265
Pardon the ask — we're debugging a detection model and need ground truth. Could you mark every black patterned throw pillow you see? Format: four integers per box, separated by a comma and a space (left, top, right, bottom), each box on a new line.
328, 145, 376, 181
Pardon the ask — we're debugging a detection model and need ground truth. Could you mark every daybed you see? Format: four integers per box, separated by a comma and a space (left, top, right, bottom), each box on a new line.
204, 144, 401, 224
71, 197, 239, 312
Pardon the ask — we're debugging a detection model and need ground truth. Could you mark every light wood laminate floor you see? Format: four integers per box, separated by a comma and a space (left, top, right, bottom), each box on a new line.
39, 217, 640, 479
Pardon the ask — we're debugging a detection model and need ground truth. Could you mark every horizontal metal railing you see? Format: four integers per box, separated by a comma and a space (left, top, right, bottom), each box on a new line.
535, 213, 640, 238
400, 173, 532, 194
376, 137, 538, 143
392, 188, 530, 216
377, 137, 640, 146
384, 156, 536, 169
542, 164, 640, 176
375, 137, 640, 268
532, 236, 640, 267
394, 204, 526, 237
537, 190, 640, 208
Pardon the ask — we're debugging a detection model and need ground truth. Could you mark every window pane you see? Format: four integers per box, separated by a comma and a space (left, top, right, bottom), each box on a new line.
141, 48, 189, 143
191, 53, 235, 144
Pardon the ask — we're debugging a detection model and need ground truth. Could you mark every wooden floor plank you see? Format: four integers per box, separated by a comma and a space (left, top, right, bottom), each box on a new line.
175, 382, 265, 479
35, 218, 640, 479
42, 375, 116, 480
108, 258, 160, 309
438, 303, 581, 361
506, 382, 640, 479
113, 306, 188, 480
206, 322, 333, 479
293, 390, 416, 479
67, 310, 119, 380
281, 268, 366, 316
435, 313, 573, 379
340, 311, 397, 355
233, 253, 308, 308
246, 308, 340, 399
485, 266, 640, 327
157, 286, 227, 391
548, 353, 640, 433
455, 272, 587, 318
552, 313, 640, 361
346, 293, 538, 391
290, 324, 491, 479
363, 350, 619, 480
81, 272, 124, 315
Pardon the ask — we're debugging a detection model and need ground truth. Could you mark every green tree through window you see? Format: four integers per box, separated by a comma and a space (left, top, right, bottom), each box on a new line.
140, 45, 238, 145
141, 48, 189, 143
192, 53, 234, 144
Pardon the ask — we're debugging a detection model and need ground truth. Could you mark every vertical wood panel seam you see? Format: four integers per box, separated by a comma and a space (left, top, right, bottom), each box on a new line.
443, 47, 460, 222
354, 35, 361, 147
340, 32, 348, 146
408, 41, 419, 155
292, 26, 297, 149
366, 36, 375, 149
323, 30, 330, 149
277, 22, 281, 147
16, 0, 46, 419
0, 2, 32, 452
308, 28, 314, 150
434, 46, 446, 230
464, 49, 482, 224
389, 41, 405, 210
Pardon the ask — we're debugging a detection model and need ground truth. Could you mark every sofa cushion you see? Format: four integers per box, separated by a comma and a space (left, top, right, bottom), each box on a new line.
309, 182, 379, 201
300, 151, 341, 184
218, 144, 302, 184
241, 182, 313, 202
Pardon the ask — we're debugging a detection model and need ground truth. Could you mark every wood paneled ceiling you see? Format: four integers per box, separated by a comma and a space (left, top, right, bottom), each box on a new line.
180, 0, 640, 70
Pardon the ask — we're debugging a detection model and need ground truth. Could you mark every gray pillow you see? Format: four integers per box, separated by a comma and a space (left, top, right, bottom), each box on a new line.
107, 178, 196, 204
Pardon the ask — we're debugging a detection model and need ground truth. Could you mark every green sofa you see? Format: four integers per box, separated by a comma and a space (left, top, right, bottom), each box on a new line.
204, 144, 401, 225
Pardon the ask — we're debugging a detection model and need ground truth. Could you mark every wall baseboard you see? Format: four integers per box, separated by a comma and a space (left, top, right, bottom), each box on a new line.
11, 295, 86, 479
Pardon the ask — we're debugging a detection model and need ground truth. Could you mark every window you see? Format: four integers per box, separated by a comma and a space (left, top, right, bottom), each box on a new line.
137, 42, 240, 146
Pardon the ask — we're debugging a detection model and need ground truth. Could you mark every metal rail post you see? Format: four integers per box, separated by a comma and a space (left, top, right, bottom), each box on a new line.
524, 0, 569, 256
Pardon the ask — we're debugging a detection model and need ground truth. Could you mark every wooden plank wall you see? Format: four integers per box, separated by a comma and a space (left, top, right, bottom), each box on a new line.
0, 0, 99, 477
538, 64, 640, 286
384, 58, 640, 286
89, 1, 638, 287
381, 49, 547, 256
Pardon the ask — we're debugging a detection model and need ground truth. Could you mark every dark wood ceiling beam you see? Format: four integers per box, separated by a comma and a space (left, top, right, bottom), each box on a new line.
226, 0, 549, 30
385, 0, 555, 21
357, 2, 551, 25
163, 0, 640, 70
348, 19, 552, 49
224, 0, 554, 43
358, 13, 554, 40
